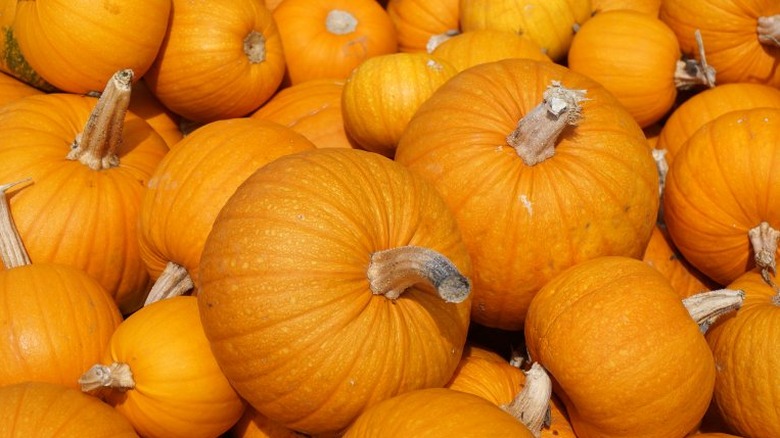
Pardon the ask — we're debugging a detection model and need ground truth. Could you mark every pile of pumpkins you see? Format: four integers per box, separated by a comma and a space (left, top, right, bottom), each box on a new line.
0, 0, 778, 437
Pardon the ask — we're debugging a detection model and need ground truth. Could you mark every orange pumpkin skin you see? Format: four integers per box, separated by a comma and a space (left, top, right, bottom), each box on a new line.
0, 381, 138, 437
706, 270, 780, 437
656, 82, 780, 166
431, 29, 552, 72
251, 79, 354, 149
13, 0, 170, 94
0, 263, 122, 389
0, 0, 54, 91
395, 59, 658, 330
525, 256, 716, 438
145, 0, 285, 123
129, 79, 183, 148
139, 118, 316, 287
198, 148, 472, 435
567, 10, 681, 128
643, 226, 719, 298
342, 388, 535, 437
591, 0, 660, 15
663, 108, 780, 286
0, 94, 168, 314
386, 0, 460, 53
0, 71, 42, 106
660, 0, 780, 87
230, 407, 302, 438
272, 0, 398, 85
97, 296, 245, 438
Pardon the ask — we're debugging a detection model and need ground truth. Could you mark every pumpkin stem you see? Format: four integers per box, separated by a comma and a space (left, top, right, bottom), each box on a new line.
326, 10, 358, 35
66, 69, 133, 171
367, 246, 470, 303
507, 81, 587, 166
244, 31, 267, 64
0, 179, 33, 269
758, 15, 780, 47
426, 29, 459, 53
144, 261, 195, 306
502, 362, 552, 438
682, 289, 745, 333
78, 362, 135, 393
748, 221, 780, 288
674, 30, 716, 90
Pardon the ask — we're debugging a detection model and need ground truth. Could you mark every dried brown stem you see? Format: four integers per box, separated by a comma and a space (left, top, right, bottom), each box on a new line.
79, 363, 135, 393
144, 261, 195, 306
0, 179, 33, 269
682, 289, 745, 333
749, 221, 779, 288
502, 363, 552, 438
758, 15, 780, 47
674, 30, 716, 89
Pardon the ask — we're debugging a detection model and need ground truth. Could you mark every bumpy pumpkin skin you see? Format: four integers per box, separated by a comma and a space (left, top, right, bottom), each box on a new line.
198, 148, 472, 435
525, 256, 715, 438
395, 58, 658, 330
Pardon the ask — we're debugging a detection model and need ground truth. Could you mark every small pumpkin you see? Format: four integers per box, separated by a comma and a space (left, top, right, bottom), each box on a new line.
386, 0, 460, 53
431, 29, 552, 72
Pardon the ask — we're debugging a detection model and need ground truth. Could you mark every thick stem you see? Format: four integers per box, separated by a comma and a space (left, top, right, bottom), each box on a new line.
683, 289, 745, 333
367, 246, 470, 303
326, 10, 357, 35
502, 363, 552, 438
0, 179, 33, 269
66, 69, 134, 171
426, 29, 459, 53
507, 81, 587, 166
758, 15, 780, 47
244, 31, 266, 64
674, 30, 716, 89
749, 221, 779, 287
78, 363, 135, 393
144, 261, 195, 306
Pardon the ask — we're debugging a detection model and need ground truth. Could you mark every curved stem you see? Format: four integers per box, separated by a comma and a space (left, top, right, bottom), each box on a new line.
426, 29, 459, 53
749, 221, 779, 288
0, 179, 33, 269
758, 15, 780, 47
674, 30, 716, 89
66, 69, 134, 170
502, 362, 552, 438
79, 362, 135, 393
506, 81, 587, 166
367, 246, 470, 303
326, 10, 357, 35
144, 261, 195, 306
682, 289, 745, 333
244, 31, 266, 64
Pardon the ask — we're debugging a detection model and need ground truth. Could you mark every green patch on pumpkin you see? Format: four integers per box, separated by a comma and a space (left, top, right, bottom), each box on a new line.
2, 26, 56, 92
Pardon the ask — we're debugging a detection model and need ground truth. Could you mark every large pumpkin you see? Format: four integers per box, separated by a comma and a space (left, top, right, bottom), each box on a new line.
395, 58, 659, 330
198, 148, 472, 435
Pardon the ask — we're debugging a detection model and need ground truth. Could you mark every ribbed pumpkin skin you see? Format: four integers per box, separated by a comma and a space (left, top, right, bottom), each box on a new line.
0, 94, 167, 313
198, 148, 472, 435
395, 59, 658, 330
386, 0, 460, 53
0, 263, 122, 389
0, 382, 138, 437
663, 108, 780, 286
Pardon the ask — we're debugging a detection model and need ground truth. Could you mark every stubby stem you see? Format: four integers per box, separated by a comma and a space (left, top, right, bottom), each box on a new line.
674, 30, 716, 89
67, 69, 134, 171
749, 221, 779, 287
426, 29, 459, 53
326, 10, 357, 35
507, 81, 587, 166
502, 363, 552, 438
367, 246, 470, 303
683, 289, 745, 333
758, 15, 780, 47
79, 362, 135, 393
244, 31, 266, 64
144, 261, 195, 306
0, 179, 33, 269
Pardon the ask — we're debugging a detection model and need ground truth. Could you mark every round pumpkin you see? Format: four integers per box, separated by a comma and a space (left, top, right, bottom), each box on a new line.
386, 0, 460, 53
198, 148, 472, 435
431, 29, 552, 72
395, 58, 659, 330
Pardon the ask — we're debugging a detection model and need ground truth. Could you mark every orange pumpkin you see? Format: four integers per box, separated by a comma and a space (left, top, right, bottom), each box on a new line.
79, 296, 245, 438
145, 0, 285, 123
0, 381, 138, 437
139, 118, 316, 304
0, 71, 41, 106
663, 107, 780, 286
0, 70, 169, 314
386, 0, 460, 53
198, 148, 472, 435
643, 225, 719, 298
591, 0, 660, 15
272, 0, 398, 85
251, 79, 355, 149
12, 0, 170, 94
395, 58, 658, 330
431, 29, 552, 72
129, 79, 183, 148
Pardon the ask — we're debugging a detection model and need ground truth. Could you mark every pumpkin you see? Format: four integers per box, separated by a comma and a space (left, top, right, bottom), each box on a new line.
643, 225, 719, 298
12, 0, 170, 94
139, 118, 316, 304
525, 256, 743, 437
341, 52, 457, 157
250, 79, 354, 149
198, 148, 472, 435
567, 10, 714, 128
0, 69, 169, 314
0, 381, 138, 437
273, 0, 398, 85
128, 79, 183, 148
591, 0, 660, 15
431, 29, 552, 72
386, 0, 460, 53
656, 82, 780, 167
0, 70, 41, 106
0, 0, 55, 91
395, 58, 658, 330
230, 407, 303, 438
663, 107, 780, 287
144, 0, 285, 123
79, 295, 245, 438
705, 269, 780, 437
458, 0, 592, 61
0, 180, 123, 389
660, 0, 780, 87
